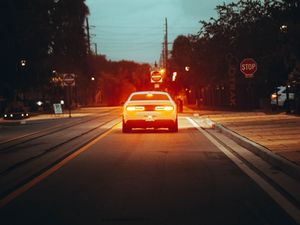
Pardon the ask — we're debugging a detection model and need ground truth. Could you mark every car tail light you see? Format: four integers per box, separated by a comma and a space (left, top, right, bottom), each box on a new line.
126, 106, 145, 111
155, 106, 174, 111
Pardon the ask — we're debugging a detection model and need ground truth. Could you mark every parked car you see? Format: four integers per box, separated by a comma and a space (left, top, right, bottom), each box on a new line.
271, 86, 295, 109
3, 102, 29, 120
122, 91, 178, 132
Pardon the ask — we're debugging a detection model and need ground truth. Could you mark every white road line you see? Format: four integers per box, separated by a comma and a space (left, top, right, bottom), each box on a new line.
186, 117, 300, 223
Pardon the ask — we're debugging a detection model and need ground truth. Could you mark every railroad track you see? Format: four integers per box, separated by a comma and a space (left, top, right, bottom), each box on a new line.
0, 111, 121, 198
0, 111, 116, 152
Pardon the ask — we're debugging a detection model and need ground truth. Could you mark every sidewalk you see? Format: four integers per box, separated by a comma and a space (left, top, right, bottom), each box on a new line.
192, 109, 300, 167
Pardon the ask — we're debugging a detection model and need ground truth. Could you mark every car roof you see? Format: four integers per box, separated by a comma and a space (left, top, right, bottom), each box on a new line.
130, 91, 169, 95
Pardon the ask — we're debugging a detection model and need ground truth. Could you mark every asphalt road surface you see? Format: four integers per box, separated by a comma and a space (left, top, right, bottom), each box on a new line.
0, 117, 297, 225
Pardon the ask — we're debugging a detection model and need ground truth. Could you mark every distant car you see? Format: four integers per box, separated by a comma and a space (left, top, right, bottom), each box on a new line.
122, 91, 178, 132
3, 103, 29, 120
271, 86, 295, 108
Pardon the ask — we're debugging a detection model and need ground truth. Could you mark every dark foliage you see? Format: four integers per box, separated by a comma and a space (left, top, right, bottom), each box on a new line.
0, 0, 89, 108
169, 0, 300, 109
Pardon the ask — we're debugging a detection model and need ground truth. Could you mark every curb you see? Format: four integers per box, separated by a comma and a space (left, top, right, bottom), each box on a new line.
215, 124, 300, 181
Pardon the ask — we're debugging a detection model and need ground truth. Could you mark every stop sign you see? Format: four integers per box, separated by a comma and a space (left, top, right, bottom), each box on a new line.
240, 58, 257, 78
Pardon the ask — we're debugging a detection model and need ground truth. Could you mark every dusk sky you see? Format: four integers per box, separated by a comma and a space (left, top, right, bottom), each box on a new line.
85, 0, 235, 64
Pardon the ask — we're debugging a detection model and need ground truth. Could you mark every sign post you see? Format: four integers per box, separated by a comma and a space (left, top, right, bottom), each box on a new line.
240, 58, 257, 78
240, 58, 257, 109
63, 74, 75, 118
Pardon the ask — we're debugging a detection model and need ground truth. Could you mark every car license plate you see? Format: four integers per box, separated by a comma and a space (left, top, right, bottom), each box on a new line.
145, 115, 155, 121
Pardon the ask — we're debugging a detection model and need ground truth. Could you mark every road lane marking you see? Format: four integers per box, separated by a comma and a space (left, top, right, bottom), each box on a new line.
187, 117, 300, 223
0, 122, 120, 208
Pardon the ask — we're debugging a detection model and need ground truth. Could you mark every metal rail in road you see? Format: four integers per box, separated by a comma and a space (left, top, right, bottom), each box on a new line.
0, 111, 116, 151
0, 112, 121, 199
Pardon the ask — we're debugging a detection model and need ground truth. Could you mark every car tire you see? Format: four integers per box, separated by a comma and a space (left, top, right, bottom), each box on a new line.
169, 119, 178, 133
122, 120, 131, 133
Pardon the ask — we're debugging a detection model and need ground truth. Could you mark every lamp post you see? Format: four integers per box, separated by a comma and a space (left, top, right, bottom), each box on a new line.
279, 24, 291, 112
15, 58, 28, 101
90, 76, 96, 105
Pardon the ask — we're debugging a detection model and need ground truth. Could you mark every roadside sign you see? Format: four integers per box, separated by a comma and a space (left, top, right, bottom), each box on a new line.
240, 58, 257, 78
63, 73, 75, 86
53, 103, 63, 114
151, 71, 163, 83
154, 83, 160, 89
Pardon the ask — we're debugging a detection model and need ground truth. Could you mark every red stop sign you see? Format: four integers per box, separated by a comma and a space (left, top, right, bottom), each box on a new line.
240, 58, 257, 78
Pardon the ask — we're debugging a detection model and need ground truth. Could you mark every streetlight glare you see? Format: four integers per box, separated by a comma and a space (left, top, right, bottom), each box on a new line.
160, 69, 165, 74
280, 24, 288, 33
20, 59, 27, 67
172, 72, 177, 81
36, 101, 43, 106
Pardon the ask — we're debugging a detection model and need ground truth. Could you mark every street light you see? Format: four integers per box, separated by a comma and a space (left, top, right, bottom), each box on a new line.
160, 69, 166, 74
20, 59, 27, 67
280, 24, 288, 33
172, 72, 177, 82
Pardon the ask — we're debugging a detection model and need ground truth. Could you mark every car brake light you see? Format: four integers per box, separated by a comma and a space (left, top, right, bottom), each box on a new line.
155, 106, 174, 111
126, 106, 145, 111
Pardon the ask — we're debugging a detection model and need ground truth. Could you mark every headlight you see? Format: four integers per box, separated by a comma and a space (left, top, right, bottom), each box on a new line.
4, 114, 7, 118
37, 101, 43, 106
21, 114, 24, 117
10, 114, 13, 117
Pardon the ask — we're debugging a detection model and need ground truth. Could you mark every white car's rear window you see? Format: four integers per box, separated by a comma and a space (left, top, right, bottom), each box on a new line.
130, 93, 170, 101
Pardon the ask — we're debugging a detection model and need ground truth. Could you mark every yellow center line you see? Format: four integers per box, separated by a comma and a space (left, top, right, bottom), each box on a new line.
0, 123, 120, 208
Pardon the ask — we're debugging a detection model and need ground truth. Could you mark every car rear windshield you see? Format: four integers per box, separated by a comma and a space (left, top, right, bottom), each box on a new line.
130, 93, 170, 101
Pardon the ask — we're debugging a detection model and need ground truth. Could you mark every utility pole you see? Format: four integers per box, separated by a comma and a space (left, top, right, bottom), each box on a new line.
164, 17, 168, 74
94, 43, 98, 55
161, 43, 165, 68
86, 17, 91, 54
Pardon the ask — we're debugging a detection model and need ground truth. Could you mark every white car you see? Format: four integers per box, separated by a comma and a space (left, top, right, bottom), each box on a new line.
271, 86, 294, 108
122, 91, 178, 132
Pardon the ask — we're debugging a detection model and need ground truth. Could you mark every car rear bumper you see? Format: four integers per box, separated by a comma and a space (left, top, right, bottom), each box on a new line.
123, 111, 176, 122
124, 119, 176, 128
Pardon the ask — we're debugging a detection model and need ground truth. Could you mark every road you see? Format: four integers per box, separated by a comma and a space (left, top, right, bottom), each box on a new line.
0, 108, 298, 225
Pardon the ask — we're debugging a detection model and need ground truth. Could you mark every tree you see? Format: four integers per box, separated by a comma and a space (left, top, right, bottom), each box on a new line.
0, 0, 89, 111
170, 0, 300, 109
